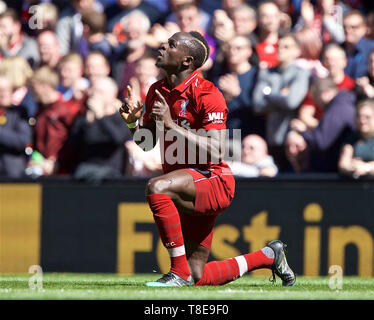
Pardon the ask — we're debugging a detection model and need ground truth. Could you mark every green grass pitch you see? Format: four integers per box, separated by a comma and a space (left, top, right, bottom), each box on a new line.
0, 273, 373, 300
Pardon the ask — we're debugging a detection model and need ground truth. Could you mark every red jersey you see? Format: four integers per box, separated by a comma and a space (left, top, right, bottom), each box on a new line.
143, 70, 229, 174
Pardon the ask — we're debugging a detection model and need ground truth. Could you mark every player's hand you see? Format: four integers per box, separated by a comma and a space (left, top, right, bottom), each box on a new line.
119, 85, 143, 125
151, 89, 174, 129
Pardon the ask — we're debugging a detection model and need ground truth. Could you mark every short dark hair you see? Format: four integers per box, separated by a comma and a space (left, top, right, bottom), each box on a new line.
81, 9, 106, 34
188, 31, 210, 69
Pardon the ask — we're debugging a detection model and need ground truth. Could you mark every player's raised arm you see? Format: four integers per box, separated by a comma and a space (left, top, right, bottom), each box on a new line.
152, 89, 225, 163
119, 85, 157, 151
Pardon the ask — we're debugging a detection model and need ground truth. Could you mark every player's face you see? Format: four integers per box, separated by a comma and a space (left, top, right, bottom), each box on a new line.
156, 33, 190, 71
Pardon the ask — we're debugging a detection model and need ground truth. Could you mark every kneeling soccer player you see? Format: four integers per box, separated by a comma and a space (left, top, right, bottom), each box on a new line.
119, 31, 296, 287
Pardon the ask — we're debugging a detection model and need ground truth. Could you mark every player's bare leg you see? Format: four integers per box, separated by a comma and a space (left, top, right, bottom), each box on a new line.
184, 238, 210, 282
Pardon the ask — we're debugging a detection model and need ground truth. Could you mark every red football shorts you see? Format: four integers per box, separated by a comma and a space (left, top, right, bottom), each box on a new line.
180, 165, 235, 249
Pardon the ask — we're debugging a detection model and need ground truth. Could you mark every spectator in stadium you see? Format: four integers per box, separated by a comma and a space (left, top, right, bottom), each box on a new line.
0, 8, 40, 68
256, 0, 281, 69
367, 11, 374, 40
125, 140, 162, 177
293, 27, 327, 78
210, 35, 262, 138
30, 66, 83, 175
0, 1, 5, 14
111, 10, 154, 93
294, 0, 345, 44
227, 3, 259, 66
56, 0, 102, 55
229, 3, 257, 42
356, 49, 374, 100
106, 0, 162, 41
322, 43, 355, 91
252, 33, 310, 171
84, 51, 111, 83
221, 0, 245, 12
0, 75, 32, 178
274, 0, 297, 26
36, 30, 62, 70
57, 53, 89, 102
339, 99, 374, 178
211, 8, 235, 45
174, 2, 216, 71
123, 52, 159, 103
286, 76, 356, 173
69, 51, 112, 103
70, 76, 131, 183
164, 0, 212, 33
291, 42, 355, 132
291, 27, 327, 131
228, 134, 278, 177
284, 130, 308, 173
81, 9, 115, 59
0, 56, 37, 118
174, 2, 206, 34
31, 2, 59, 33
343, 10, 374, 79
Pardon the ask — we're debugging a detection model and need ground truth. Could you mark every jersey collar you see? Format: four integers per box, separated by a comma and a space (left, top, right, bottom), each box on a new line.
160, 69, 200, 93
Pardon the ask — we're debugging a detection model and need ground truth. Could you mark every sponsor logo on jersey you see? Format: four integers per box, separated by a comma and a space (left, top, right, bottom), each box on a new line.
208, 112, 225, 123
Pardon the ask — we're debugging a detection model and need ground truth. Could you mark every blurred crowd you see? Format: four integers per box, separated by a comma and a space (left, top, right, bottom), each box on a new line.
0, 0, 374, 182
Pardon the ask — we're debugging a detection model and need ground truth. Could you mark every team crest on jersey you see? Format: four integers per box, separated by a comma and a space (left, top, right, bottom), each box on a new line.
179, 99, 189, 117
208, 112, 225, 124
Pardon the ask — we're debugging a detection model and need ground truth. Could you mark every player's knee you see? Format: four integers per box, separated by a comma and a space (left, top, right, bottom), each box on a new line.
146, 177, 172, 196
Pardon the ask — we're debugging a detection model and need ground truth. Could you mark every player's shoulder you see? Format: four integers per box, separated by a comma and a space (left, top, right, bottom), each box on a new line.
193, 76, 227, 112
196, 76, 218, 92
148, 78, 165, 93
194, 76, 222, 98
145, 79, 165, 104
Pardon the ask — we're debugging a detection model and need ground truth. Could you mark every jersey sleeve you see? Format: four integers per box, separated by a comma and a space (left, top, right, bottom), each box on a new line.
199, 86, 228, 130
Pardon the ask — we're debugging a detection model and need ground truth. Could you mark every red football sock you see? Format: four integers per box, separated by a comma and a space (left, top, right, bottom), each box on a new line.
243, 248, 274, 272
195, 248, 274, 286
195, 258, 240, 286
146, 193, 191, 280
